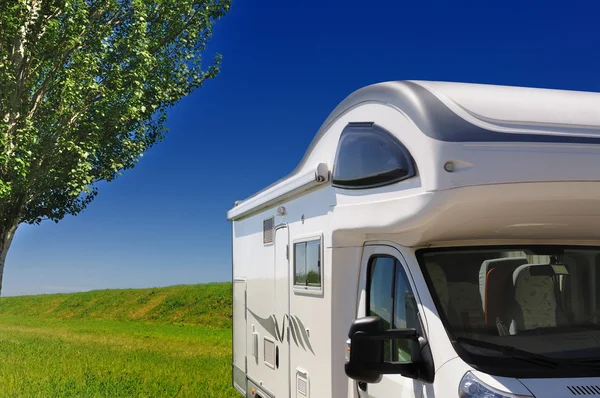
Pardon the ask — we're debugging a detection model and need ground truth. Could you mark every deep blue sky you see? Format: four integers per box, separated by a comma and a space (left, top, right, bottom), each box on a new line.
4, 1, 600, 296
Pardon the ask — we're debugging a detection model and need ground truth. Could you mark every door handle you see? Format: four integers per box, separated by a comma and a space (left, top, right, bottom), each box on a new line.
252, 331, 258, 359
276, 346, 279, 368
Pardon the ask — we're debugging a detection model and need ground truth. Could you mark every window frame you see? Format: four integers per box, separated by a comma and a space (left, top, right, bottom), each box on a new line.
331, 122, 417, 190
366, 254, 418, 362
292, 233, 324, 297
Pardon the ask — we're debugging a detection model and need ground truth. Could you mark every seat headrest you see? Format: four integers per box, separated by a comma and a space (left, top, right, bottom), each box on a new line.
513, 264, 556, 285
481, 257, 529, 271
479, 257, 528, 305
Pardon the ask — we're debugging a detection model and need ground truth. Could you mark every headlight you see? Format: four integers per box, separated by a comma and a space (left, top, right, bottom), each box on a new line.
459, 372, 532, 398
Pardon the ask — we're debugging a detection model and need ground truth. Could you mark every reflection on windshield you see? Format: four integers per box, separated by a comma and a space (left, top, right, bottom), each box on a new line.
418, 246, 600, 367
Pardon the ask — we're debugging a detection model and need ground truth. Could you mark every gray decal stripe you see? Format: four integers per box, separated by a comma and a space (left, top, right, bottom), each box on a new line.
290, 316, 305, 350
294, 316, 315, 355
272, 315, 287, 343
402, 81, 600, 144
247, 309, 315, 354
288, 316, 299, 346
247, 309, 278, 342
455, 101, 600, 132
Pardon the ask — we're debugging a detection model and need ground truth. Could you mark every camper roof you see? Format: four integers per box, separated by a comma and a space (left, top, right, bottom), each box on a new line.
228, 80, 600, 219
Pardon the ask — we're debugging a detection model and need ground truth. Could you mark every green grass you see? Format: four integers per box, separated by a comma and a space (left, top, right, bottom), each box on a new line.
0, 283, 237, 397
0, 282, 232, 328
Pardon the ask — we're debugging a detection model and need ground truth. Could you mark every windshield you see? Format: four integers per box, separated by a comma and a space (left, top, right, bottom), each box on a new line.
417, 245, 600, 377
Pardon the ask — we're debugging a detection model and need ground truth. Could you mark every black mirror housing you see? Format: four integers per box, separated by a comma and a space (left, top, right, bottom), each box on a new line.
344, 316, 385, 383
344, 316, 434, 384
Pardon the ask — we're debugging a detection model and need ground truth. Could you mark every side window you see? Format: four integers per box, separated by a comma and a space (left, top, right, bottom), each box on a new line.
332, 122, 416, 189
368, 257, 395, 361
294, 238, 321, 290
368, 256, 418, 363
394, 265, 418, 362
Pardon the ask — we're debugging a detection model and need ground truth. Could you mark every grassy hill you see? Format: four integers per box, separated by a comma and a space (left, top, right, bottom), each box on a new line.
0, 282, 232, 328
0, 282, 236, 397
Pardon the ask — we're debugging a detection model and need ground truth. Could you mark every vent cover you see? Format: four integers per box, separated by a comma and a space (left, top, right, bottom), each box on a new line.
264, 338, 275, 369
568, 385, 600, 395
263, 217, 274, 244
297, 377, 307, 396
297, 370, 309, 397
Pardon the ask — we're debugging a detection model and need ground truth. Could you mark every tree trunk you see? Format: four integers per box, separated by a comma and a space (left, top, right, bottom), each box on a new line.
0, 224, 18, 297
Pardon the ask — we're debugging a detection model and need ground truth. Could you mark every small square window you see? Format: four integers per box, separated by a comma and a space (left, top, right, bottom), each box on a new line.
294, 238, 321, 289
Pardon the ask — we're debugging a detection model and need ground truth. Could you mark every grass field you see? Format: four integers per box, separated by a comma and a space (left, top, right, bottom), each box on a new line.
0, 283, 237, 397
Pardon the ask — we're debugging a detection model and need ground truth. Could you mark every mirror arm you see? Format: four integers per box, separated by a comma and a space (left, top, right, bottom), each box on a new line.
367, 362, 419, 378
353, 328, 418, 342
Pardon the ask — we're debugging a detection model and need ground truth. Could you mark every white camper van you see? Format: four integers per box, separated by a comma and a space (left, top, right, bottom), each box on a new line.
227, 80, 600, 398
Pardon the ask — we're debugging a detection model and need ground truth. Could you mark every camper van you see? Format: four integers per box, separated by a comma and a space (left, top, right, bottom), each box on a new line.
227, 80, 600, 398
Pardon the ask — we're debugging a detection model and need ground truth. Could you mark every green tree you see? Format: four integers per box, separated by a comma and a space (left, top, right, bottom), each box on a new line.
0, 0, 230, 295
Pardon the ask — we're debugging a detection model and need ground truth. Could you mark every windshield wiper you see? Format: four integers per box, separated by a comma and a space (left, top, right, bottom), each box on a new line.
569, 358, 600, 368
455, 337, 561, 369
457, 337, 600, 375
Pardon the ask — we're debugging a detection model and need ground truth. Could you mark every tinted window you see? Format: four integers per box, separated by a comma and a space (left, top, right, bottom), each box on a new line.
333, 123, 415, 189
368, 256, 417, 362
368, 257, 394, 325
368, 257, 395, 361
394, 265, 417, 362
294, 239, 321, 288
418, 245, 600, 377
305, 240, 321, 286
294, 243, 307, 286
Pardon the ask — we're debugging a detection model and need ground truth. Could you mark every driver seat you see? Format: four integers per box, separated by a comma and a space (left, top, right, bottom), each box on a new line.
508, 264, 568, 334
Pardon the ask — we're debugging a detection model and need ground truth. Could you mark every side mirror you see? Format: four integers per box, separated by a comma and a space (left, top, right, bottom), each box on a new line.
344, 316, 434, 384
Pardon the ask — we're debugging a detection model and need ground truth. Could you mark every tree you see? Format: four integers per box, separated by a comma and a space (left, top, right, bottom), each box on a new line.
0, 0, 230, 295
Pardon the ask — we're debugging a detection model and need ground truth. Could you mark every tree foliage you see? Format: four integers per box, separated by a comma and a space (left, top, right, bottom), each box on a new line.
0, 0, 230, 293
0, 0, 229, 228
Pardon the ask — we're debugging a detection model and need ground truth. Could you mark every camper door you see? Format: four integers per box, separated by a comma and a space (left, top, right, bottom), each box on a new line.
274, 224, 290, 397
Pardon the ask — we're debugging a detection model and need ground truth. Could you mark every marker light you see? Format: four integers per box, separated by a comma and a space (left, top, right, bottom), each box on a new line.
345, 339, 351, 362
459, 372, 532, 398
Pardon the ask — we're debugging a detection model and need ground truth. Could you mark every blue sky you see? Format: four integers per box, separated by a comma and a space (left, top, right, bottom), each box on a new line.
4, 1, 600, 296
